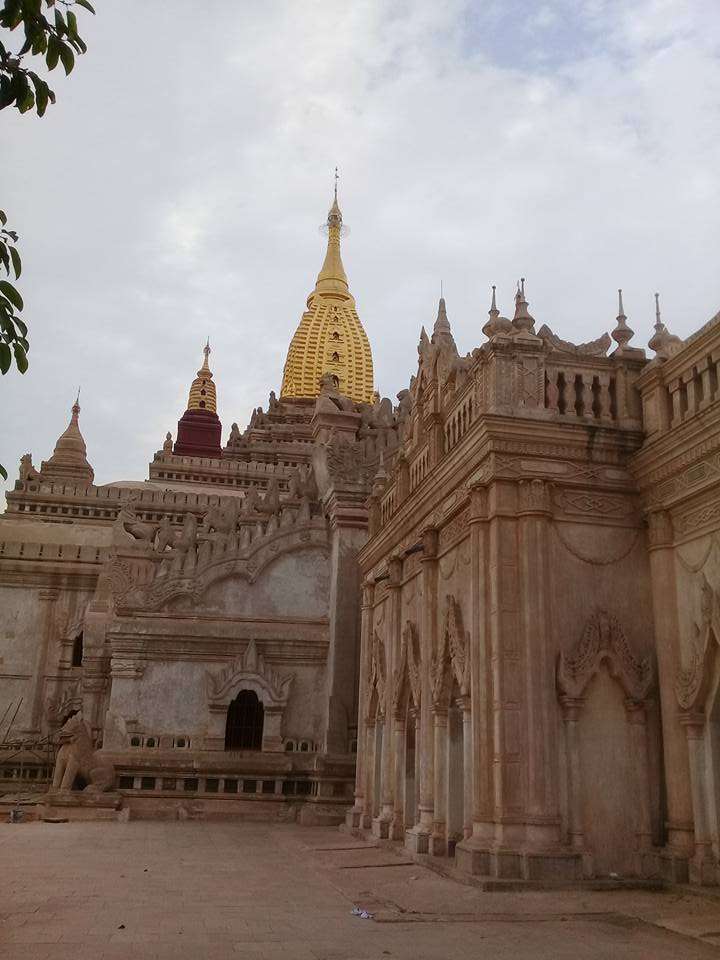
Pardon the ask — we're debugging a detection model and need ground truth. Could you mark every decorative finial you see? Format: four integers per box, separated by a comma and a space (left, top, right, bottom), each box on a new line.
72, 386, 81, 418
648, 291, 682, 359
512, 277, 535, 335
483, 284, 512, 340
334, 166, 339, 202
611, 287, 634, 353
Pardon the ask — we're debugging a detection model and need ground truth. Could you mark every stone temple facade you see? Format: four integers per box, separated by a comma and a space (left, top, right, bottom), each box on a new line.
1, 194, 720, 886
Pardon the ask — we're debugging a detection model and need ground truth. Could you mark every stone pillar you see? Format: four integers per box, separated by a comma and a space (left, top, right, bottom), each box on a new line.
373, 556, 401, 838
646, 511, 694, 858
626, 701, 653, 853
29, 589, 59, 734
456, 484, 493, 874
517, 479, 559, 850
462, 698, 473, 839
488, 481, 524, 872
406, 526, 438, 854
681, 713, 716, 884
392, 714, 406, 840
364, 718, 377, 824
348, 581, 374, 829
560, 697, 585, 852
431, 707, 448, 856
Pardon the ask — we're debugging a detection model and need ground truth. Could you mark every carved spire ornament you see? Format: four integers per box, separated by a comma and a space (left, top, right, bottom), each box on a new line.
648, 292, 682, 360
482, 284, 512, 339
611, 288, 635, 353
512, 277, 536, 335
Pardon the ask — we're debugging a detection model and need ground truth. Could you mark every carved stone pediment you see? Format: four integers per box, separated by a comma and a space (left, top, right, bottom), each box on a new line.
432, 595, 470, 706
392, 620, 421, 713
206, 640, 293, 709
537, 324, 611, 357
557, 610, 653, 703
675, 575, 720, 712
369, 630, 387, 714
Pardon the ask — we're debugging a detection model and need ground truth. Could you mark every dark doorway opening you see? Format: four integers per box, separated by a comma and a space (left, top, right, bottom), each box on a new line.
225, 690, 264, 751
72, 632, 84, 667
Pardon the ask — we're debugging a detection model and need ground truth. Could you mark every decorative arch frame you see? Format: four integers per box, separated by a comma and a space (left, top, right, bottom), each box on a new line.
204, 640, 293, 752
556, 610, 656, 869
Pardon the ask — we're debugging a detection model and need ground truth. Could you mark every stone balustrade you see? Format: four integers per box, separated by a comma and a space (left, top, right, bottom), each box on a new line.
637, 312, 720, 441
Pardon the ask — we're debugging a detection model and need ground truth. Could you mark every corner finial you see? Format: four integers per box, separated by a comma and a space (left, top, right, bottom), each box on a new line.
648, 291, 682, 360
611, 287, 634, 353
483, 284, 512, 340
512, 277, 535, 335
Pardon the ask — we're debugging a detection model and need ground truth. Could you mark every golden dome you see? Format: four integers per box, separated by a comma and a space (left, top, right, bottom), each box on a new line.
280, 188, 374, 404
187, 340, 217, 413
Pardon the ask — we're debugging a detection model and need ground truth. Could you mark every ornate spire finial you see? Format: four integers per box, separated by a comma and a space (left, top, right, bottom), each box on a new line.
648, 291, 682, 359
611, 287, 635, 353
483, 284, 512, 340
334, 166, 339, 203
512, 277, 535, 335
72, 386, 81, 417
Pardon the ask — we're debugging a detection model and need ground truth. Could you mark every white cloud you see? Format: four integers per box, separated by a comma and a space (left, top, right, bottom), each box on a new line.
2, 0, 719, 495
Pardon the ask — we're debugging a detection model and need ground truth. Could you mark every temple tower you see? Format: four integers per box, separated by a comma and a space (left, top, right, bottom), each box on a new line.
280, 187, 374, 404
174, 341, 222, 458
41, 394, 94, 484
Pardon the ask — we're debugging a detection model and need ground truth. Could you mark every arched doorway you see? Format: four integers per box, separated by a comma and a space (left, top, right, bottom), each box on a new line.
225, 690, 264, 751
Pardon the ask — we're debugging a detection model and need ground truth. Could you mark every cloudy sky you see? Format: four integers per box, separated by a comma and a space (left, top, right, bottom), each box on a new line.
2, 0, 720, 495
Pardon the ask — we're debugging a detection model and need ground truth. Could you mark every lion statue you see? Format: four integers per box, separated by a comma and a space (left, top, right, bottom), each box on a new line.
51, 714, 115, 793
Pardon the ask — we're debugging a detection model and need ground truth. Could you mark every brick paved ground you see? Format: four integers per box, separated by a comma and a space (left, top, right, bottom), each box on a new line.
1, 820, 720, 959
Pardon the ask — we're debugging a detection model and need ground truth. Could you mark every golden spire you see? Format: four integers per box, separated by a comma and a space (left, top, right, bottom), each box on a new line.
187, 339, 217, 413
280, 179, 374, 404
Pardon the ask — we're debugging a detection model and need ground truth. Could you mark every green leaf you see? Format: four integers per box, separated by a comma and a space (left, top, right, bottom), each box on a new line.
59, 41, 74, 75
67, 9, 78, 35
0, 243, 8, 274
75, 0, 96, 13
0, 342, 11, 375
0, 280, 23, 311
46, 35, 60, 70
14, 316, 27, 337
28, 72, 49, 115
0, 211, 6, 226
0, 463, 7, 482
54, 8, 65, 36
9, 246, 21, 279
12, 341, 28, 373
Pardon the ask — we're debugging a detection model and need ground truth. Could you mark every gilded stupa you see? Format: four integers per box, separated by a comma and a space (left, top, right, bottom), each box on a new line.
280, 185, 374, 404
